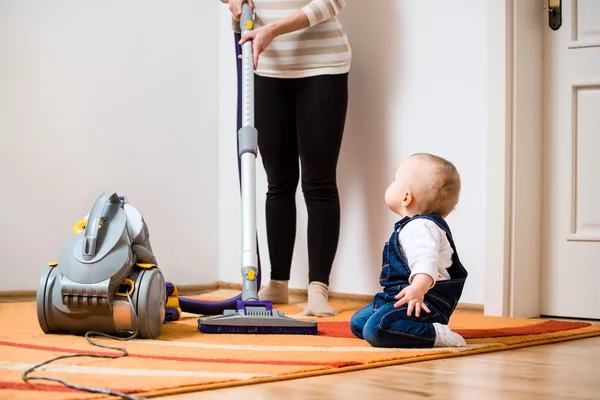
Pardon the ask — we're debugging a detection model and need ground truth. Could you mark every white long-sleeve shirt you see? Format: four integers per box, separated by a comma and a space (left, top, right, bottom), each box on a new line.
398, 218, 453, 286
252, 0, 352, 78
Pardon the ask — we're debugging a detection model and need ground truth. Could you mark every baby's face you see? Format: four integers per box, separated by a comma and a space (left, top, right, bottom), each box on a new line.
385, 156, 435, 217
385, 159, 414, 216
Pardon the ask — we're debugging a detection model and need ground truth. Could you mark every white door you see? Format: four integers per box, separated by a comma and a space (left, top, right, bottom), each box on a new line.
541, 0, 600, 320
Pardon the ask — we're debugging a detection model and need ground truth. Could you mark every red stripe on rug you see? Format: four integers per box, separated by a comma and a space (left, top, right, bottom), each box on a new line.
455, 320, 591, 339
317, 320, 591, 339
0, 341, 361, 368
0, 380, 137, 394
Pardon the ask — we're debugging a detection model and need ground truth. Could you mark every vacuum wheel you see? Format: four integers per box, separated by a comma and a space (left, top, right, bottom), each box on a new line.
131, 267, 166, 339
35, 265, 56, 334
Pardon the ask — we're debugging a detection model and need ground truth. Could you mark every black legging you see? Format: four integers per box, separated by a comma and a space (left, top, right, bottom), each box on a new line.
255, 72, 349, 285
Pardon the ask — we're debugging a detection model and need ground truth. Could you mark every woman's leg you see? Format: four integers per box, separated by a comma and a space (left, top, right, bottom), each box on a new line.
254, 75, 299, 303
295, 73, 349, 316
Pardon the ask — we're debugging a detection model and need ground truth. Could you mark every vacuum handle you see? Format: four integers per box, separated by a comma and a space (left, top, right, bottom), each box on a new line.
240, 3, 254, 33
231, 2, 254, 34
239, 2, 255, 130
82, 192, 121, 260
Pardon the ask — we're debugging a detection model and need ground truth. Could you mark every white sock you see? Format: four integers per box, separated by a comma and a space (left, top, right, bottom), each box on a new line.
257, 280, 289, 304
433, 322, 467, 347
302, 281, 338, 317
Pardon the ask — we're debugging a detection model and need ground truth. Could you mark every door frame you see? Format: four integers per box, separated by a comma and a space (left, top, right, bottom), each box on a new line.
484, 0, 546, 318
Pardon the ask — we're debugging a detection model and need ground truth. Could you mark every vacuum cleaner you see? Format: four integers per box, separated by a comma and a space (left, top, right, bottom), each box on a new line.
196, 4, 317, 335
36, 192, 166, 339
30, 193, 165, 399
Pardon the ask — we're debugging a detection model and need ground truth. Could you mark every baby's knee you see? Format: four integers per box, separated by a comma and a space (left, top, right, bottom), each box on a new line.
361, 314, 407, 348
361, 316, 389, 347
349, 313, 366, 339
362, 322, 384, 347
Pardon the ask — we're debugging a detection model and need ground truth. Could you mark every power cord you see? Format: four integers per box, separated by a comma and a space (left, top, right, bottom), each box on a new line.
22, 291, 148, 400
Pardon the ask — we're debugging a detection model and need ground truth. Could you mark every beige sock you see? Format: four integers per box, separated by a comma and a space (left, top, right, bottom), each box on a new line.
258, 279, 289, 304
302, 281, 338, 317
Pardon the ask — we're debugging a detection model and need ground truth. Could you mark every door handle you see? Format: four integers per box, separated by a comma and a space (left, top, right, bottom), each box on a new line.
545, 0, 562, 31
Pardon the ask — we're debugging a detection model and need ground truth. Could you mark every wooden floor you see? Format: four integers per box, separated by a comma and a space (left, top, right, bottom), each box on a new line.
158, 336, 600, 400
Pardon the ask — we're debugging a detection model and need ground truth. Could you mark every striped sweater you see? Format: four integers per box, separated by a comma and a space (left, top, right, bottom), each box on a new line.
253, 0, 352, 78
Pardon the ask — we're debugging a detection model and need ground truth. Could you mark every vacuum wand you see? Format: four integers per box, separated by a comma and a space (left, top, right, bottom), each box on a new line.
197, 3, 318, 334
238, 3, 259, 301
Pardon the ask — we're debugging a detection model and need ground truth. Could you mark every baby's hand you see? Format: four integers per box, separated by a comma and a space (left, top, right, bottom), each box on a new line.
393, 274, 433, 317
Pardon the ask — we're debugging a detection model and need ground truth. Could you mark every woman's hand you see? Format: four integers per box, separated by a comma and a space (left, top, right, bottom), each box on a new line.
239, 24, 276, 70
226, 0, 254, 19
236, 5, 310, 70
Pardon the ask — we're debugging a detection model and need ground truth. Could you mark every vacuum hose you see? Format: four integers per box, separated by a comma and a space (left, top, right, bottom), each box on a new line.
175, 5, 262, 315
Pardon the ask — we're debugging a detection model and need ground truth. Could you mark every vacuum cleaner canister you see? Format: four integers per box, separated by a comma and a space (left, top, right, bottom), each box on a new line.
36, 193, 166, 339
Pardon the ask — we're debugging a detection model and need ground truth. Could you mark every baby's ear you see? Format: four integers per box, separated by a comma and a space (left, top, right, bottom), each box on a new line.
401, 191, 413, 207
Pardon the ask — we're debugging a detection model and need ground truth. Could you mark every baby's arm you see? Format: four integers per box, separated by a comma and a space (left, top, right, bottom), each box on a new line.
393, 219, 445, 316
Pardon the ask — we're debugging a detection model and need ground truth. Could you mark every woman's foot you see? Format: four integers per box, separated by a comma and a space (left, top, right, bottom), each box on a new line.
257, 279, 289, 304
302, 281, 338, 317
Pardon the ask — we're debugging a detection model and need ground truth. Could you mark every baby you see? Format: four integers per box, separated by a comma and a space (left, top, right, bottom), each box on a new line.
350, 153, 468, 348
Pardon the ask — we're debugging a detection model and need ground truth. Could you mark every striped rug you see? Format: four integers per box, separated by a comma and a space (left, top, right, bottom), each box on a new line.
1, 295, 599, 400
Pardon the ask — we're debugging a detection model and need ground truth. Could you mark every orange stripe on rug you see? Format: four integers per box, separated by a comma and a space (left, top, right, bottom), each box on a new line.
0, 341, 362, 368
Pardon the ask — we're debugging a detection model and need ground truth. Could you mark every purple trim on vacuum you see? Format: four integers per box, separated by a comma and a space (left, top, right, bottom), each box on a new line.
164, 308, 181, 322
198, 324, 318, 335
178, 295, 242, 315
165, 282, 175, 296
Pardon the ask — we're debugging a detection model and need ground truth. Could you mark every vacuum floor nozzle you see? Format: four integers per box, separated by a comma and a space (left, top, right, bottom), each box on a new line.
198, 300, 318, 335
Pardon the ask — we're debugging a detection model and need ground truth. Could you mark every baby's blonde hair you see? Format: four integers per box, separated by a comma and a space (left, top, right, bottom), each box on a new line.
411, 153, 461, 218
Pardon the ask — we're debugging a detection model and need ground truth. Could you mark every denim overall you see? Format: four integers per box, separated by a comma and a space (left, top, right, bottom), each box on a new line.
350, 213, 468, 348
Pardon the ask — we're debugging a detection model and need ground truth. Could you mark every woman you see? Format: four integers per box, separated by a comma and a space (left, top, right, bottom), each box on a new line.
221, 0, 351, 317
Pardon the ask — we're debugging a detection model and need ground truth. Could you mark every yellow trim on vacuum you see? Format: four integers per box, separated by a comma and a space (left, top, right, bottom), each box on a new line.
115, 279, 135, 297
72, 218, 104, 235
136, 263, 157, 269
166, 296, 179, 309
72, 219, 87, 235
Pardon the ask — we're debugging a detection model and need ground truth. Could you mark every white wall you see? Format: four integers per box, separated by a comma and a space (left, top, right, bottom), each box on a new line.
218, 1, 487, 304
1, 1, 487, 305
0, 1, 221, 291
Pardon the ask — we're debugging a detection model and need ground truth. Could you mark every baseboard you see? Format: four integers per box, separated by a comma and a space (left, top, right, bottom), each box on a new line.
0, 290, 37, 303
174, 283, 221, 296
216, 281, 484, 312
0, 281, 484, 312
217, 281, 372, 303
